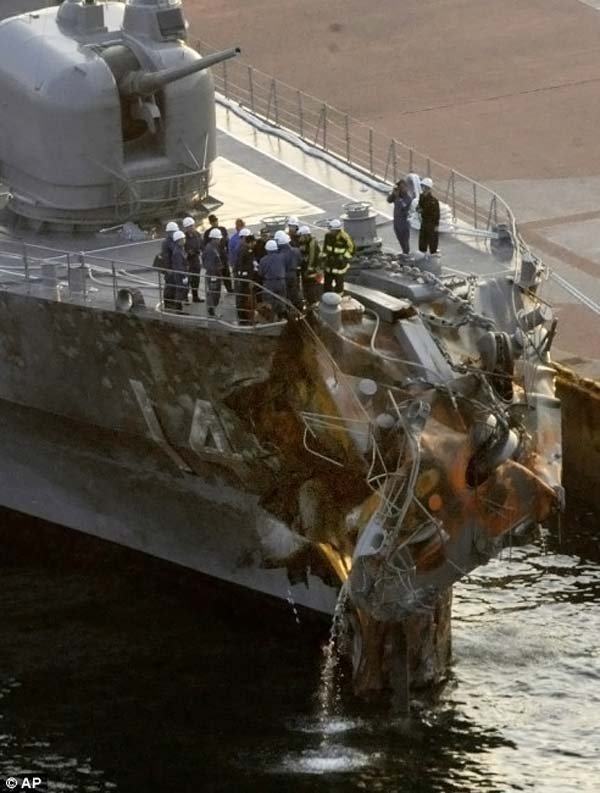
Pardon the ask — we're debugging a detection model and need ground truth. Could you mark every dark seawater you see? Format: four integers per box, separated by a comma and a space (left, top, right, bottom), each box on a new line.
0, 503, 598, 793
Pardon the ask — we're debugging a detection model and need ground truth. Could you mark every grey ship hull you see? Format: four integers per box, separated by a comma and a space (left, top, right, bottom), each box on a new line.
0, 290, 339, 615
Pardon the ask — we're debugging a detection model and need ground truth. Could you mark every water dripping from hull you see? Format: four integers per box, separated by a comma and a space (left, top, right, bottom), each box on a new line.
317, 584, 350, 723
285, 587, 302, 626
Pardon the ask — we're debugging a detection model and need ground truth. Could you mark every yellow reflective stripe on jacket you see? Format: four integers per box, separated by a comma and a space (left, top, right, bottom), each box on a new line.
340, 230, 355, 255
330, 263, 350, 274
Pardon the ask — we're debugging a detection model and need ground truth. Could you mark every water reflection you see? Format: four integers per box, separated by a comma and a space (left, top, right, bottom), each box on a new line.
0, 503, 598, 792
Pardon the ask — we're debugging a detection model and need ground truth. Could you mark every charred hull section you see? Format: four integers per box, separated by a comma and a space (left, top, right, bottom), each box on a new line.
293, 255, 561, 693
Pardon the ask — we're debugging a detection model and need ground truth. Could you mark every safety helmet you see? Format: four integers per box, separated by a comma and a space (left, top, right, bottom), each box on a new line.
239, 228, 252, 237
287, 216, 300, 227
172, 230, 185, 243
165, 221, 179, 232
421, 177, 433, 189
265, 239, 278, 252
182, 217, 195, 228
298, 225, 311, 236
329, 218, 342, 229
274, 230, 290, 245
208, 228, 223, 240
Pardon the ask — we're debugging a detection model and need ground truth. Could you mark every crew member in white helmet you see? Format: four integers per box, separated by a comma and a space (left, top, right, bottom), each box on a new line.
275, 229, 302, 309
182, 216, 203, 303
286, 216, 301, 247
258, 239, 287, 319
321, 218, 355, 294
297, 225, 322, 306
163, 230, 188, 313
234, 228, 256, 324
158, 220, 179, 269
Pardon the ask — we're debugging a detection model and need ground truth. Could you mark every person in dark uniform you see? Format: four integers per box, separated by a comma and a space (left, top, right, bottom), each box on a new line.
203, 228, 224, 317
275, 230, 302, 310
158, 220, 179, 269
163, 230, 188, 313
203, 214, 229, 253
258, 240, 287, 319
417, 177, 440, 254
224, 218, 246, 294
203, 214, 229, 286
253, 227, 270, 262
321, 218, 355, 294
297, 225, 322, 306
182, 216, 203, 303
233, 228, 256, 325
287, 216, 301, 248
387, 179, 412, 255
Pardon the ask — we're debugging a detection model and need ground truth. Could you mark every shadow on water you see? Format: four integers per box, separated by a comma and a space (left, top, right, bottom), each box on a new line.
0, 500, 598, 792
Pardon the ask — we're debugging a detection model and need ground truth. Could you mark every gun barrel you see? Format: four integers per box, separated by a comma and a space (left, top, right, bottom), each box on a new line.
119, 46, 241, 96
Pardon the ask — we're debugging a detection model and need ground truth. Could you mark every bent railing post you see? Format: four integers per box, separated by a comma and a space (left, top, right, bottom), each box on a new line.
266, 79, 275, 123
79, 252, 87, 301
22, 243, 29, 288
297, 91, 304, 138
345, 114, 351, 162
111, 261, 117, 308
156, 268, 163, 308
248, 66, 255, 113
273, 79, 280, 126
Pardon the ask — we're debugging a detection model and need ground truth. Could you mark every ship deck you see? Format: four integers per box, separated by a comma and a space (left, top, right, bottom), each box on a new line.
0, 104, 580, 334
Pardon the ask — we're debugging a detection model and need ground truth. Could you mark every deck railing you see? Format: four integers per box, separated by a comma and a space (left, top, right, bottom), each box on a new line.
0, 240, 295, 329
196, 39, 523, 266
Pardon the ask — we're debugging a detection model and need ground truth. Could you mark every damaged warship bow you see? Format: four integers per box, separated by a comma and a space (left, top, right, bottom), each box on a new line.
0, 0, 562, 701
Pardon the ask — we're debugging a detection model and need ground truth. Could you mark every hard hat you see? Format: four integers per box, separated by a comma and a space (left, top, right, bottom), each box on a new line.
287, 216, 300, 227
298, 225, 311, 235
265, 239, 278, 252
239, 228, 252, 237
421, 177, 433, 189
329, 218, 342, 229
182, 216, 195, 228
165, 221, 179, 232
208, 228, 223, 240
274, 230, 290, 245
172, 230, 185, 242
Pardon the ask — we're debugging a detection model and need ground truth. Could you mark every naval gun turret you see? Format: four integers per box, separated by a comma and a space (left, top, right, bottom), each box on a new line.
0, 0, 240, 227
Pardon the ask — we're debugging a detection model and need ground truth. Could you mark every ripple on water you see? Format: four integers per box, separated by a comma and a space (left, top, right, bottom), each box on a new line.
276, 746, 375, 775
290, 716, 365, 736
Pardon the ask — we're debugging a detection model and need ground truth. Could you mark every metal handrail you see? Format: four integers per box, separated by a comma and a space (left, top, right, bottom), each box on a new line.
0, 242, 300, 329
196, 37, 532, 275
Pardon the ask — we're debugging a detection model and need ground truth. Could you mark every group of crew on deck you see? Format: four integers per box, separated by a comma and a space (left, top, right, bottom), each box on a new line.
158, 175, 441, 321
158, 214, 356, 322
